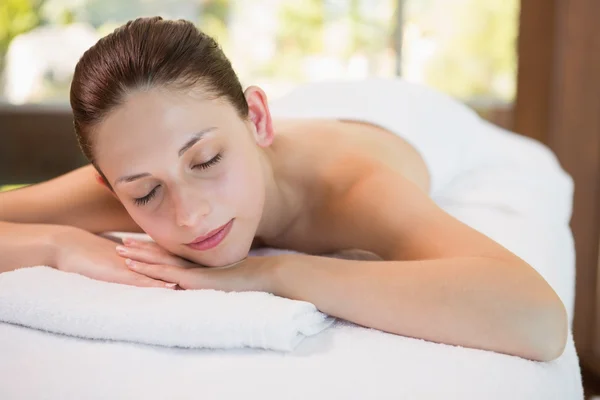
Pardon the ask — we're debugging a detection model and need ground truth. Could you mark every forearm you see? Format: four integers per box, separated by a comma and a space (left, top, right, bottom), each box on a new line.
0, 166, 141, 233
0, 221, 63, 273
270, 254, 567, 361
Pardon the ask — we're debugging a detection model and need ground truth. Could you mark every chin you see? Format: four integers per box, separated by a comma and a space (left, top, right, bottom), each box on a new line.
180, 240, 252, 268
196, 250, 249, 268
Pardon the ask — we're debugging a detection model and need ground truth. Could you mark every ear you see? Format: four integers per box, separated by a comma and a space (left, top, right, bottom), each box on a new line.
244, 85, 274, 148
95, 171, 119, 199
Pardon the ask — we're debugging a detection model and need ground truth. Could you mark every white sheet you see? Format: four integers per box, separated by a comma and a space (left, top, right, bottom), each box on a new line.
0, 318, 582, 399
0, 79, 582, 399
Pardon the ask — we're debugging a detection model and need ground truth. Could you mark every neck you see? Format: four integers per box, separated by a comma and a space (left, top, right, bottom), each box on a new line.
254, 145, 303, 245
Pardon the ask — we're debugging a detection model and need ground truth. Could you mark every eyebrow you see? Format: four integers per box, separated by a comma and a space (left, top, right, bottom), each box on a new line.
114, 127, 217, 186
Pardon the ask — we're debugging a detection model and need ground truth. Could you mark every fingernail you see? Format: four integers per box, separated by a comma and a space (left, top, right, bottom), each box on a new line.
115, 245, 127, 254
125, 258, 137, 269
123, 238, 136, 246
165, 283, 177, 289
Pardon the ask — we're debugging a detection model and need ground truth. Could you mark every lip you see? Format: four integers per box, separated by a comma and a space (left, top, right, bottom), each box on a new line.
186, 219, 233, 251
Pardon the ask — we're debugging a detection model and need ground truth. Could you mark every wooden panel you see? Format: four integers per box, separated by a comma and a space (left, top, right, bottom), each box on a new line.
549, 0, 600, 361
515, 0, 600, 367
0, 104, 88, 185
513, 0, 556, 143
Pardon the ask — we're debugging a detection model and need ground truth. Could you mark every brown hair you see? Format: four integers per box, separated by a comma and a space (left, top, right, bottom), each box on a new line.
70, 17, 248, 186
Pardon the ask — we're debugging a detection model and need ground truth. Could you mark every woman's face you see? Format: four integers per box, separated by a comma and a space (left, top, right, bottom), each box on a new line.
93, 86, 269, 267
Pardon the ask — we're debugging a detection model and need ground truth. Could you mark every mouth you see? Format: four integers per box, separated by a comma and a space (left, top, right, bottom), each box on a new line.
186, 219, 234, 251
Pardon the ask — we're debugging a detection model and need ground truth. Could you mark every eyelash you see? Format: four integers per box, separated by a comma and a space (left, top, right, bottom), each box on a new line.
193, 153, 222, 170
134, 187, 158, 206
133, 153, 223, 206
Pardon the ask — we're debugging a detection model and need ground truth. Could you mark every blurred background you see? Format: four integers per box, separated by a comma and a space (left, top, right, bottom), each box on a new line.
0, 0, 518, 113
0, 1, 599, 397
0, 0, 520, 189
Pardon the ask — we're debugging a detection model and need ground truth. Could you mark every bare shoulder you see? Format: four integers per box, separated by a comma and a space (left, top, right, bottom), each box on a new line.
274, 119, 517, 262
315, 161, 521, 263
274, 118, 431, 194
336, 120, 431, 194
310, 158, 426, 258
270, 119, 433, 256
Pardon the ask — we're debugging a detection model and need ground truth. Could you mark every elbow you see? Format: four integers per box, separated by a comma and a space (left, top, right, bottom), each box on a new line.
520, 291, 568, 362
493, 258, 569, 362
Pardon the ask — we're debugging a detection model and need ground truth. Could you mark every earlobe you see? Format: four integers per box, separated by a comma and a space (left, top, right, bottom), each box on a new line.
95, 172, 107, 187
95, 172, 119, 199
244, 85, 274, 148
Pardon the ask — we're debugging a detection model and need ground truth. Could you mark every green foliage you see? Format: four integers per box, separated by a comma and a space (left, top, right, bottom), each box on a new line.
0, 184, 29, 192
0, 0, 42, 68
200, 0, 230, 43
277, 0, 324, 55
420, 0, 519, 101
346, 0, 393, 58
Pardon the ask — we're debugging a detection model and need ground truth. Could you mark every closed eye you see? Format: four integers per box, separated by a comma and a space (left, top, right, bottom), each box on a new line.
132, 153, 222, 207
193, 153, 222, 170
134, 186, 159, 206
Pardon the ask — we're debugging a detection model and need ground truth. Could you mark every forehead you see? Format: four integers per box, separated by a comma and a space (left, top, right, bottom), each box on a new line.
98, 88, 227, 140
92, 88, 238, 169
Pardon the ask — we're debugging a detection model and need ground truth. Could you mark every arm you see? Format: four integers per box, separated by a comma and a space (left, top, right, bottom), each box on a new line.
271, 254, 565, 362
271, 170, 567, 362
121, 166, 567, 360
0, 164, 142, 233
0, 220, 176, 288
0, 220, 61, 273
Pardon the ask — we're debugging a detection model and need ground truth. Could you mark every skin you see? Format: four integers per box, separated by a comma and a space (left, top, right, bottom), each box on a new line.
94, 85, 431, 266
95, 86, 270, 267
0, 83, 568, 361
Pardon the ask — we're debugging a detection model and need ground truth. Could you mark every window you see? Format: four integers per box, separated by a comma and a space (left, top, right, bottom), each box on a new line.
0, 0, 518, 105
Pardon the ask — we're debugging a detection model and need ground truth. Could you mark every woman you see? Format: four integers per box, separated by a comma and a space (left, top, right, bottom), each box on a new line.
0, 17, 566, 361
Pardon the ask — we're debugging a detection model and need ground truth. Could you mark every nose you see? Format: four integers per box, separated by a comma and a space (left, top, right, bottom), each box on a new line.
173, 190, 211, 228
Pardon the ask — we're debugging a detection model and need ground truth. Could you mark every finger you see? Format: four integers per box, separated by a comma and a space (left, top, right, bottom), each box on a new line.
117, 244, 199, 269
122, 237, 155, 248
119, 270, 177, 289
116, 245, 174, 266
125, 259, 188, 287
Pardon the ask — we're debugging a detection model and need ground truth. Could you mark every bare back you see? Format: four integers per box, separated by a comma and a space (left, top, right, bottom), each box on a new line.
273, 119, 430, 193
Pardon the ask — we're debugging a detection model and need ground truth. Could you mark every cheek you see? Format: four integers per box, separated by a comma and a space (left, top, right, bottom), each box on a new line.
126, 208, 177, 247
220, 155, 265, 215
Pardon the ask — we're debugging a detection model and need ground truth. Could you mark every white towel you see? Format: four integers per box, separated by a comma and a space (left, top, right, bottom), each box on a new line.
0, 266, 335, 352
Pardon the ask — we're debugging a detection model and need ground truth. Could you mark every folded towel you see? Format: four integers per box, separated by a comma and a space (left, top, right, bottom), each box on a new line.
0, 266, 335, 352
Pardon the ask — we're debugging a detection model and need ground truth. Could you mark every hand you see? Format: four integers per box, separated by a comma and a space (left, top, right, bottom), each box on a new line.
123, 254, 279, 292
51, 227, 176, 289
115, 238, 198, 268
